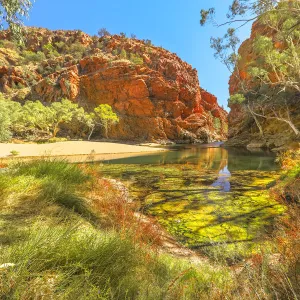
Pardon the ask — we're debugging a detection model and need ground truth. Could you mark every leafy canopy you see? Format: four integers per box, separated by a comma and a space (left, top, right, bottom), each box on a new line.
0, 0, 34, 42
0, 96, 119, 141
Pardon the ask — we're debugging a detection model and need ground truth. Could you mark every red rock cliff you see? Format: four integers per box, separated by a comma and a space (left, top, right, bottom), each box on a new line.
0, 28, 227, 142
227, 20, 300, 148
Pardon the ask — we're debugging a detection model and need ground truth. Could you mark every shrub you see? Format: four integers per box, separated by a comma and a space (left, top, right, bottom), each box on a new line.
22, 51, 46, 64
98, 28, 110, 37
213, 117, 221, 131
119, 48, 127, 59
0, 97, 22, 141
96, 41, 104, 49
42, 43, 60, 58
129, 53, 143, 65
0, 40, 18, 50
144, 39, 152, 46
54, 41, 66, 52
228, 93, 246, 107
68, 42, 86, 59
10, 150, 19, 156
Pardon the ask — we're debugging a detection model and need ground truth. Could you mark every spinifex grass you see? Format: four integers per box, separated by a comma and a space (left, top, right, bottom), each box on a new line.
0, 159, 232, 299
0, 159, 298, 299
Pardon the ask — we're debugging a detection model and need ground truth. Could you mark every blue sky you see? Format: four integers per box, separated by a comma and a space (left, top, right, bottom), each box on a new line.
24, 0, 253, 110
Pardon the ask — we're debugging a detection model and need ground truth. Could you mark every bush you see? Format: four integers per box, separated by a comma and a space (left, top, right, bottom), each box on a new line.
98, 28, 110, 37
213, 117, 221, 132
228, 93, 245, 107
0, 40, 18, 50
112, 49, 118, 56
96, 41, 104, 49
68, 42, 86, 59
0, 97, 22, 141
144, 39, 152, 46
120, 48, 127, 59
54, 41, 66, 52
22, 51, 46, 64
129, 53, 143, 65
42, 43, 60, 58
10, 150, 19, 156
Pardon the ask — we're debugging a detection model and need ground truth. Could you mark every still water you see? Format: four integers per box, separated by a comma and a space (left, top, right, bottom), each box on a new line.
100, 144, 283, 258
104, 143, 278, 171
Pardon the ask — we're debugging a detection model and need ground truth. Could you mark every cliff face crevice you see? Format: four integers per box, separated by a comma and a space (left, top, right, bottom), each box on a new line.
0, 28, 227, 142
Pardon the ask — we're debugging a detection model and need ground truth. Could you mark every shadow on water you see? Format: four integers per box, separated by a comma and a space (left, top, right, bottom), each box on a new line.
100, 143, 284, 257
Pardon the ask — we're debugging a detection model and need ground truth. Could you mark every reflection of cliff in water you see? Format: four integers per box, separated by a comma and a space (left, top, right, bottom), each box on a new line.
104, 144, 278, 171
227, 148, 277, 171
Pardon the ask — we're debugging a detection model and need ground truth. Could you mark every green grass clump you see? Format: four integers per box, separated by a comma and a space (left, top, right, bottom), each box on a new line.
0, 159, 298, 299
0, 159, 233, 299
0, 223, 232, 299
13, 159, 90, 185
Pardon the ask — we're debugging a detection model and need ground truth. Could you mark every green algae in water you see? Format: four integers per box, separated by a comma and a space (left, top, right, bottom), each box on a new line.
99, 163, 285, 259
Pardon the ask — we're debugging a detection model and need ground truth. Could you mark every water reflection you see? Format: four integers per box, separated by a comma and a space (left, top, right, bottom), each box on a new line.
104, 144, 278, 171
100, 144, 283, 254
211, 166, 231, 192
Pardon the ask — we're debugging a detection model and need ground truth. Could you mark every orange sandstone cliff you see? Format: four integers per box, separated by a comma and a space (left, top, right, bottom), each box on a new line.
226, 21, 300, 149
0, 28, 227, 142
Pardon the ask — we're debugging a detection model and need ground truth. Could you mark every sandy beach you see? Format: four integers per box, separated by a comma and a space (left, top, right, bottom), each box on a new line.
0, 141, 166, 162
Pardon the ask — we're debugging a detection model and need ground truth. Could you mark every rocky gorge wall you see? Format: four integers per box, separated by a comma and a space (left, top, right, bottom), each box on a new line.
227, 21, 300, 149
0, 28, 227, 143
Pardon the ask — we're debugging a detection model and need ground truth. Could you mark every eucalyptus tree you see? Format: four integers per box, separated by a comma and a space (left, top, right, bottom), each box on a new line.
87, 104, 119, 140
201, 0, 300, 136
0, 0, 34, 42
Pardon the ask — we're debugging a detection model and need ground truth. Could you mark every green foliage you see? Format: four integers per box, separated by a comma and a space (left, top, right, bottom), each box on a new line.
42, 42, 60, 58
54, 41, 66, 52
96, 41, 104, 49
0, 160, 232, 299
68, 42, 86, 59
20, 100, 53, 133
201, 1, 300, 136
0, 39, 18, 50
91, 104, 119, 138
213, 117, 221, 132
49, 98, 82, 137
0, 99, 12, 141
0, 0, 33, 42
22, 50, 46, 64
0, 96, 120, 141
228, 93, 246, 107
129, 53, 143, 65
119, 48, 127, 59
0, 96, 22, 141
9, 150, 19, 156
